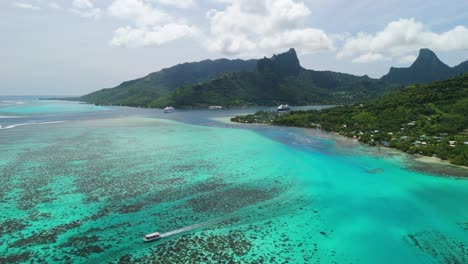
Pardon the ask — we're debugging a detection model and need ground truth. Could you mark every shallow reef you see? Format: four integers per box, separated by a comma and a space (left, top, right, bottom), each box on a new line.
0, 116, 467, 263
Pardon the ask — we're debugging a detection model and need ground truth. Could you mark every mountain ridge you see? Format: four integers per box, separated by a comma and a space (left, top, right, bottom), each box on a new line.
78, 48, 467, 108
381, 48, 466, 84
149, 49, 398, 108
80, 58, 257, 106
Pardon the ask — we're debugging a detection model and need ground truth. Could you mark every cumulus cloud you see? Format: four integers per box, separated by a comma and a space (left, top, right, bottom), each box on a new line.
338, 18, 468, 63
398, 55, 417, 64
205, 0, 334, 56
73, 0, 93, 9
111, 24, 199, 47
70, 0, 101, 19
12, 2, 41, 10
259, 29, 334, 54
108, 0, 172, 27
108, 0, 199, 47
158, 0, 195, 9
352, 53, 386, 63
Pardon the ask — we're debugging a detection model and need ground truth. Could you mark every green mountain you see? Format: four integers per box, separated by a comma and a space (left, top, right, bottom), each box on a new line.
454, 61, 468, 74
150, 49, 397, 108
80, 58, 257, 106
233, 74, 468, 166
381, 48, 467, 85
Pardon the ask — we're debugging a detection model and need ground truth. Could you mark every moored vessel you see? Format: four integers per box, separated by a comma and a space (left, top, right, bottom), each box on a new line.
164, 106, 175, 113
277, 104, 291, 112
208, 105, 223, 110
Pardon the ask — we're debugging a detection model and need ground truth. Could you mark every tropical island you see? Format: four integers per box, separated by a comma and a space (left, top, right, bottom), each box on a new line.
76, 49, 401, 108
63, 47, 468, 166
70, 48, 468, 109
232, 74, 468, 166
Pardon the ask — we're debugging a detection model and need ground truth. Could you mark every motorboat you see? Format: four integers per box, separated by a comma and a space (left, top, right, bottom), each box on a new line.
143, 232, 161, 242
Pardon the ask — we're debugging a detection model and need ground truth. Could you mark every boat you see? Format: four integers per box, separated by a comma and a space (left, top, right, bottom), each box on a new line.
208, 105, 223, 110
163, 106, 174, 113
277, 104, 291, 112
143, 232, 161, 242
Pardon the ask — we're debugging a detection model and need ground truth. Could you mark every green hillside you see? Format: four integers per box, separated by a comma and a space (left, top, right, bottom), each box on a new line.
80, 58, 257, 107
78, 48, 467, 109
150, 49, 398, 108
233, 74, 468, 166
454, 61, 468, 74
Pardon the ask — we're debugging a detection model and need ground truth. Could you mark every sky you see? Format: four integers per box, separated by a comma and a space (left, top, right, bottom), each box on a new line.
1, 0, 467, 96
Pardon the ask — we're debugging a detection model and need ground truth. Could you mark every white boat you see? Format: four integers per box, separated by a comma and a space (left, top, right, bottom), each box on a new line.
208, 105, 223, 110
277, 104, 291, 112
163, 106, 174, 113
143, 232, 161, 242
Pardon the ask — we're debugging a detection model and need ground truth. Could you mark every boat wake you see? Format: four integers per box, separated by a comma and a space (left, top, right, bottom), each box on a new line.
159, 221, 211, 238
0, 116, 24, 119
0, 121, 67, 130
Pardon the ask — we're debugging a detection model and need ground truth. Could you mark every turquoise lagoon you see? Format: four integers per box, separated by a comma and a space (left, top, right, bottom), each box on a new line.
0, 98, 107, 115
0, 98, 467, 263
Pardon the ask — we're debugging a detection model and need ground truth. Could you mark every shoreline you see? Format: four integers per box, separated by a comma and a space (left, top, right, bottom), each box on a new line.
48, 98, 335, 111
311, 128, 468, 177
412, 155, 459, 166
228, 117, 468, 177
307, 127, 468, 176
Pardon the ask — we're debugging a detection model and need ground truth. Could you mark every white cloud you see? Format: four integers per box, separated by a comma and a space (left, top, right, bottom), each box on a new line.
12, 2, 41, 10
108, 0, 199, 47
206, 34, 257, 55
70, 0, 101, 19
18, 0, 62, 10
108, 0, 172, 27
259, 28, 334, 54
398, 55, 417, 64
70, 8, 101, 19
111, 23, 199, 47
73, 0, 93, 9
158, 0, 195, 9
352, 53, 386, 63
205, 0, 334, 56
338, 18, 468, 63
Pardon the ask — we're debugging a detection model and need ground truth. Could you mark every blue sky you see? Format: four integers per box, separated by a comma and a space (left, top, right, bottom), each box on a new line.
1, 0, 467, 95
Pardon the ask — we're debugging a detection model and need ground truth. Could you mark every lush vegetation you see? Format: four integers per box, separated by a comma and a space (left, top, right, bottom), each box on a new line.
80, 58, 257, 107
232, 74, 468, 166
77, 48, 468, 109
381, 48, 468, 85
150, 49, 399, 108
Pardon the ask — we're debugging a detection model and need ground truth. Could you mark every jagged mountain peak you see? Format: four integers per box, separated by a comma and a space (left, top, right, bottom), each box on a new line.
410, 48, 450, 69
381, 48, 465, 85
257, 48, 301, 76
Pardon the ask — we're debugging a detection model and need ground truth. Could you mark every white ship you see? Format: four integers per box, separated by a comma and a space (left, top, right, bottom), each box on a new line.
277, 104, 291, 112
163, 106, 175, 113
208, 105, 223, 110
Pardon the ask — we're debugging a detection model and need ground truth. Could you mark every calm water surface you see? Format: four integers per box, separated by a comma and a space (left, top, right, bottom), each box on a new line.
0, 97, 467, 263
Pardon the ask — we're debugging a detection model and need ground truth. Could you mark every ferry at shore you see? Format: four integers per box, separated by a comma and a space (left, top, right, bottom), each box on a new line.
143, 232, 161, 242
163, 106, 175, 113
277, 104, 291, 112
